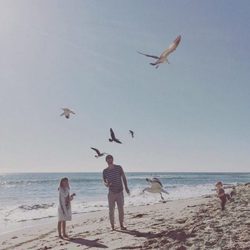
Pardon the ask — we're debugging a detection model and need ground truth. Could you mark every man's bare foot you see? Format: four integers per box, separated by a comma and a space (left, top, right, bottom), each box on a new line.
63, 234, 69, 238
59, 235, 63, 239
120, 225, 127, 230
111, 225, 115, 231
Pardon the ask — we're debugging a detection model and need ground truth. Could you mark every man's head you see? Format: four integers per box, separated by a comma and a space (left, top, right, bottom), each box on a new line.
105, 155, 114, 165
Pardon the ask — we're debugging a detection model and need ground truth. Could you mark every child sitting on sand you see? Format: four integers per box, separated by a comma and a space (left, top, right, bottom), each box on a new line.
58, 177, 75, 238
215, 181, 230, 211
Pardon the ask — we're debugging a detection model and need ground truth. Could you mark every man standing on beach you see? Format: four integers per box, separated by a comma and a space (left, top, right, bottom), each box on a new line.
103, 155, 130, 230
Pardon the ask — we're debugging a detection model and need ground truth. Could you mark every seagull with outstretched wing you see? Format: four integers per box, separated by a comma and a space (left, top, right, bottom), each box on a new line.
60, 108, 76, 119
109, 128, 122, 144
138, 35, 181, 69
91, 147, 107, 158
143, 177, 169, 200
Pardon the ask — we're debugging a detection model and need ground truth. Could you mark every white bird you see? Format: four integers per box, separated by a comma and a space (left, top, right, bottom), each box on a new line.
60, 108, 75, 119
143, 178, 169, 200
138, 35, 181, 69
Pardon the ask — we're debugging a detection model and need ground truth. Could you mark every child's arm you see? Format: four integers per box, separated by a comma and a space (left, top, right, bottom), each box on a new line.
70, 193, 76, 201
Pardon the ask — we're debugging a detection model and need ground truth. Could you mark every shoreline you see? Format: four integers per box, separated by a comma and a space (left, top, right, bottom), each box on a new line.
0, 196, 202, 237
0, 184, 249, 249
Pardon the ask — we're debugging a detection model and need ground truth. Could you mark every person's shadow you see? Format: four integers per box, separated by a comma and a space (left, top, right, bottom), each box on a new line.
115, 229, 163, 239
67, 237, 108, 248
116, 228, 188, 241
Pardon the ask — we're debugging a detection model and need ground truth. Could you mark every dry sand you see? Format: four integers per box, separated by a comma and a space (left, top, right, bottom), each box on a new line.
0, 184, 249, 250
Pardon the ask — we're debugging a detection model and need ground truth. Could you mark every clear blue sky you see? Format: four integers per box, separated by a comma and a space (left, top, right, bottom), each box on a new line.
0, 0, 250, 172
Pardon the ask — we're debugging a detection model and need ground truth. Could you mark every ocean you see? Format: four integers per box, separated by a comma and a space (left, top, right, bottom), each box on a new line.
0, 172, 249, 234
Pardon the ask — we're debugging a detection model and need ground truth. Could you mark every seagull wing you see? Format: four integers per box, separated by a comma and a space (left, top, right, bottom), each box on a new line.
137, 51, 160, 59
129, 130, 134, 137
146, 178, 153, 183
69, 110, 76, 114
114, 138, 122, 144
110, 128, 116, 140
91, 147, 101, 155
160, 35, 181, 59
60, 112, 65, 116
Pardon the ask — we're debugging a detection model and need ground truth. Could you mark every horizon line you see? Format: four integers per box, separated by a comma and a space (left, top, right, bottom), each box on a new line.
1, 171, 250, 174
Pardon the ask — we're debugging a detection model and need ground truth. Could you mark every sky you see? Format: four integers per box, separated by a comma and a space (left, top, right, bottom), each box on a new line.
0, 0, 250, 172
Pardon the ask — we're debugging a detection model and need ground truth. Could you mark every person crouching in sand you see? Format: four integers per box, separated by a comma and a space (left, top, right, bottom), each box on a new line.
215, 181, 230, 211
58, 177, 75, 238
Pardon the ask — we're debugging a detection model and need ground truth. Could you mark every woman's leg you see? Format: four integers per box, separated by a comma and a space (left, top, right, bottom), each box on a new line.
58, 221, 62, 237
62, 221, 68, 237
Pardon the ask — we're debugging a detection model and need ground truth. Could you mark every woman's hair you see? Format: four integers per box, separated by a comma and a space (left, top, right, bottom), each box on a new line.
58, 177, 70, 190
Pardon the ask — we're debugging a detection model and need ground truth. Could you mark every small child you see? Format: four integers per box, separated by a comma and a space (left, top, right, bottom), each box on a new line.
57, 177, 75, 238
215, 181, 230, 210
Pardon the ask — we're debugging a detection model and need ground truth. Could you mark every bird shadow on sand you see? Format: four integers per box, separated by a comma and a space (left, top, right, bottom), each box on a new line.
67, 237, 108, 248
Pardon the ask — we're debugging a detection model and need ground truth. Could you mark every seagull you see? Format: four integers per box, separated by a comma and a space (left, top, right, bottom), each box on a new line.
143, 178, 169, 200
91, 147, 107, 158
60, 108, 75, 119
129, 130, 135, 138
109, 128, 122, 144
138, 35, 181, 69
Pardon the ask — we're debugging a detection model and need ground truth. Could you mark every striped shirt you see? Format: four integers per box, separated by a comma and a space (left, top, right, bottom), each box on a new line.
103, 165, 123, 193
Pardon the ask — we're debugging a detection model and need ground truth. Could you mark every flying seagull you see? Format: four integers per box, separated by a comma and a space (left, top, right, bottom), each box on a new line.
91, 147, 107, 158
129, 130, 135, 138
138, 35, 181, 69
109, 128, 122, 144
60, 108, 75, 119
143, 178, 169, 200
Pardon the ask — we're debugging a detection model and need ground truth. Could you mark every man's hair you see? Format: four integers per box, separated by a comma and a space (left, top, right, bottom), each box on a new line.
105, 155, 113, 161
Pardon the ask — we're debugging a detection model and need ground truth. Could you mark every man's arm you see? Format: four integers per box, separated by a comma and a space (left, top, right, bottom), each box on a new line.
121, 167, 130, 195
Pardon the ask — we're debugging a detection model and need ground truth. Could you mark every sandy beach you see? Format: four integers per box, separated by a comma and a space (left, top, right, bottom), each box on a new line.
0, 184, 249, 250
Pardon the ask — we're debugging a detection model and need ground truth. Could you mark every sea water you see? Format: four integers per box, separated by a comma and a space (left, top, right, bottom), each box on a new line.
0, 172, 249, 234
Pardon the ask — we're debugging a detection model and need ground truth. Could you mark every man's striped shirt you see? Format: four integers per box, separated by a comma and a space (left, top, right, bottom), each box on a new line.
103, 165, 123, 193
